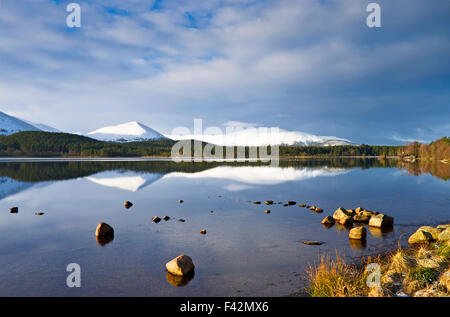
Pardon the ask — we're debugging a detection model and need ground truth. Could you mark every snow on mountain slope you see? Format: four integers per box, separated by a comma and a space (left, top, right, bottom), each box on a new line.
167, 127, 355, 147
86, 121, 168, 142
0, 111, 42, 135
27, 122, 60, 132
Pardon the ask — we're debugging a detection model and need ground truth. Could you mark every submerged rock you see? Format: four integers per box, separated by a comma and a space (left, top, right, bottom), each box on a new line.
369, 214, 394, 228
152, 216, 162, 223
178, 219, 186, 222
35, 212, 44, 216
10, 207, 18, 214
301, 240, 324, 246
299, 204, 307, 207
166, 254, 195, 276
95, 222, 114, 237
124, 201, 133, 209
349, 226, 367, 240
253, 201, 261, 205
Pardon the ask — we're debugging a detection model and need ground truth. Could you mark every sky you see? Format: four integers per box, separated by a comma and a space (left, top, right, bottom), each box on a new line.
0, 0, 449, 145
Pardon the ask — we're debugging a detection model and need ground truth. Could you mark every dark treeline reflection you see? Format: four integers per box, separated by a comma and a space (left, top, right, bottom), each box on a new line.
0, 158, 399, 183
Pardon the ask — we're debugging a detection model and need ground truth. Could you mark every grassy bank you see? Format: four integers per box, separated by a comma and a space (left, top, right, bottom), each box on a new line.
305, 226, 450, 297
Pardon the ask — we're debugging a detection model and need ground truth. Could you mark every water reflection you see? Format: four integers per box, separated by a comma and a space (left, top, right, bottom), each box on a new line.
96, 234, 114, 247
349, 239, 367, 250
368, 226, 394, 238
166, 271, 195, 287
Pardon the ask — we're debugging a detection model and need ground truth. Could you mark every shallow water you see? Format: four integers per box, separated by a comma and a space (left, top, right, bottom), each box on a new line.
0, 159, 448, 296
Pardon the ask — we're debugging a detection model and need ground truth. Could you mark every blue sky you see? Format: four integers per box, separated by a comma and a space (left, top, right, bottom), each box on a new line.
0, 0, 449, 145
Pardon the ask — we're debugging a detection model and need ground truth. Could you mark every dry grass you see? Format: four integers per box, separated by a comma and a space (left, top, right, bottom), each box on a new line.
305, 252, 369, 297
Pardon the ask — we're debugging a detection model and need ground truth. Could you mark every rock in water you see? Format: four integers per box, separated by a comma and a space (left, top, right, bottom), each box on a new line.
265, 200, 273, 205
288, 201, 296, 206
95, 222, 114, 237
200, 229, 207, 235
333, 207, 350, 220
349, 227, 367, 240
166, 254, 195, 276
178, 219, 186, 222
10, 207, 18, 214
152, 216, 161, 223
355, 207, 364, 214
163, 216, 170, 221
178, 200, 184, 203
301, 240, 324, 246
265, 210, 271, 214
314, 208, 324, 213
368, 214, 394, 228
321, 216, 335, 225
35, 212, 44, 216
253, 201, 261, 205
299, 204, 306, 207
124, 201, 133, 209
353, 213, 370, 223
339, 215, 353, 226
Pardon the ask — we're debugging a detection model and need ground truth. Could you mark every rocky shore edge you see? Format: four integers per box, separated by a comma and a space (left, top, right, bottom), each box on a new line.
305, 224, 450, 297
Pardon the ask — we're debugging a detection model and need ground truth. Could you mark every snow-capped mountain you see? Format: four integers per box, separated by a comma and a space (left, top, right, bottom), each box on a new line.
168, 127, 355, 147
86, 121, 168, 142
0, 111, 60, 135
0, 111, 42, 135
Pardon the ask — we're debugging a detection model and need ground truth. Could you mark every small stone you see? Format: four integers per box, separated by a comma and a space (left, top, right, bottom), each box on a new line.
152, 216, 161, 223
309, 206, 317, 211
163, 216, 170, 221
178, 200, 184, 203
288, 201, 296, 205
200, 229, 207, 235
299, 204, 306, 207
10, 207, 18, 214
265, 200, 274, 205
265, 210, 271, 214
124, 201, 133, 209
253, 201, 261, 205
210, 210, 214, 214
321, 216, 335, 225
95, 222, 114, 237
178, 219, 186, 222
314, 208, 324, 213
35, 212, 44, 216
349, 227, 367, 240
166, 254, 195, 276
369, 214, 394, 228
283, 203, 289, 207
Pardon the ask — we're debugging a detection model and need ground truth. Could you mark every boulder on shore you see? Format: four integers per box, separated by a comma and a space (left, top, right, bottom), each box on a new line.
438, 227, 450, 241
368, 214, 394, 228
349, 227, 367, 240
408, 230, 433, 244
166, 254, 195, 276
416, 226, 442, 240
95, 222, 114, 237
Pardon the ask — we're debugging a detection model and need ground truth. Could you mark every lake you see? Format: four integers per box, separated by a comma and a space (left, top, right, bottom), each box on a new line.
0, 158, 448, 296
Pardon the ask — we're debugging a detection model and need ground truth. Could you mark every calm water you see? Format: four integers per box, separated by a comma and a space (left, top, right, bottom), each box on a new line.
0, 159, 448, 296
